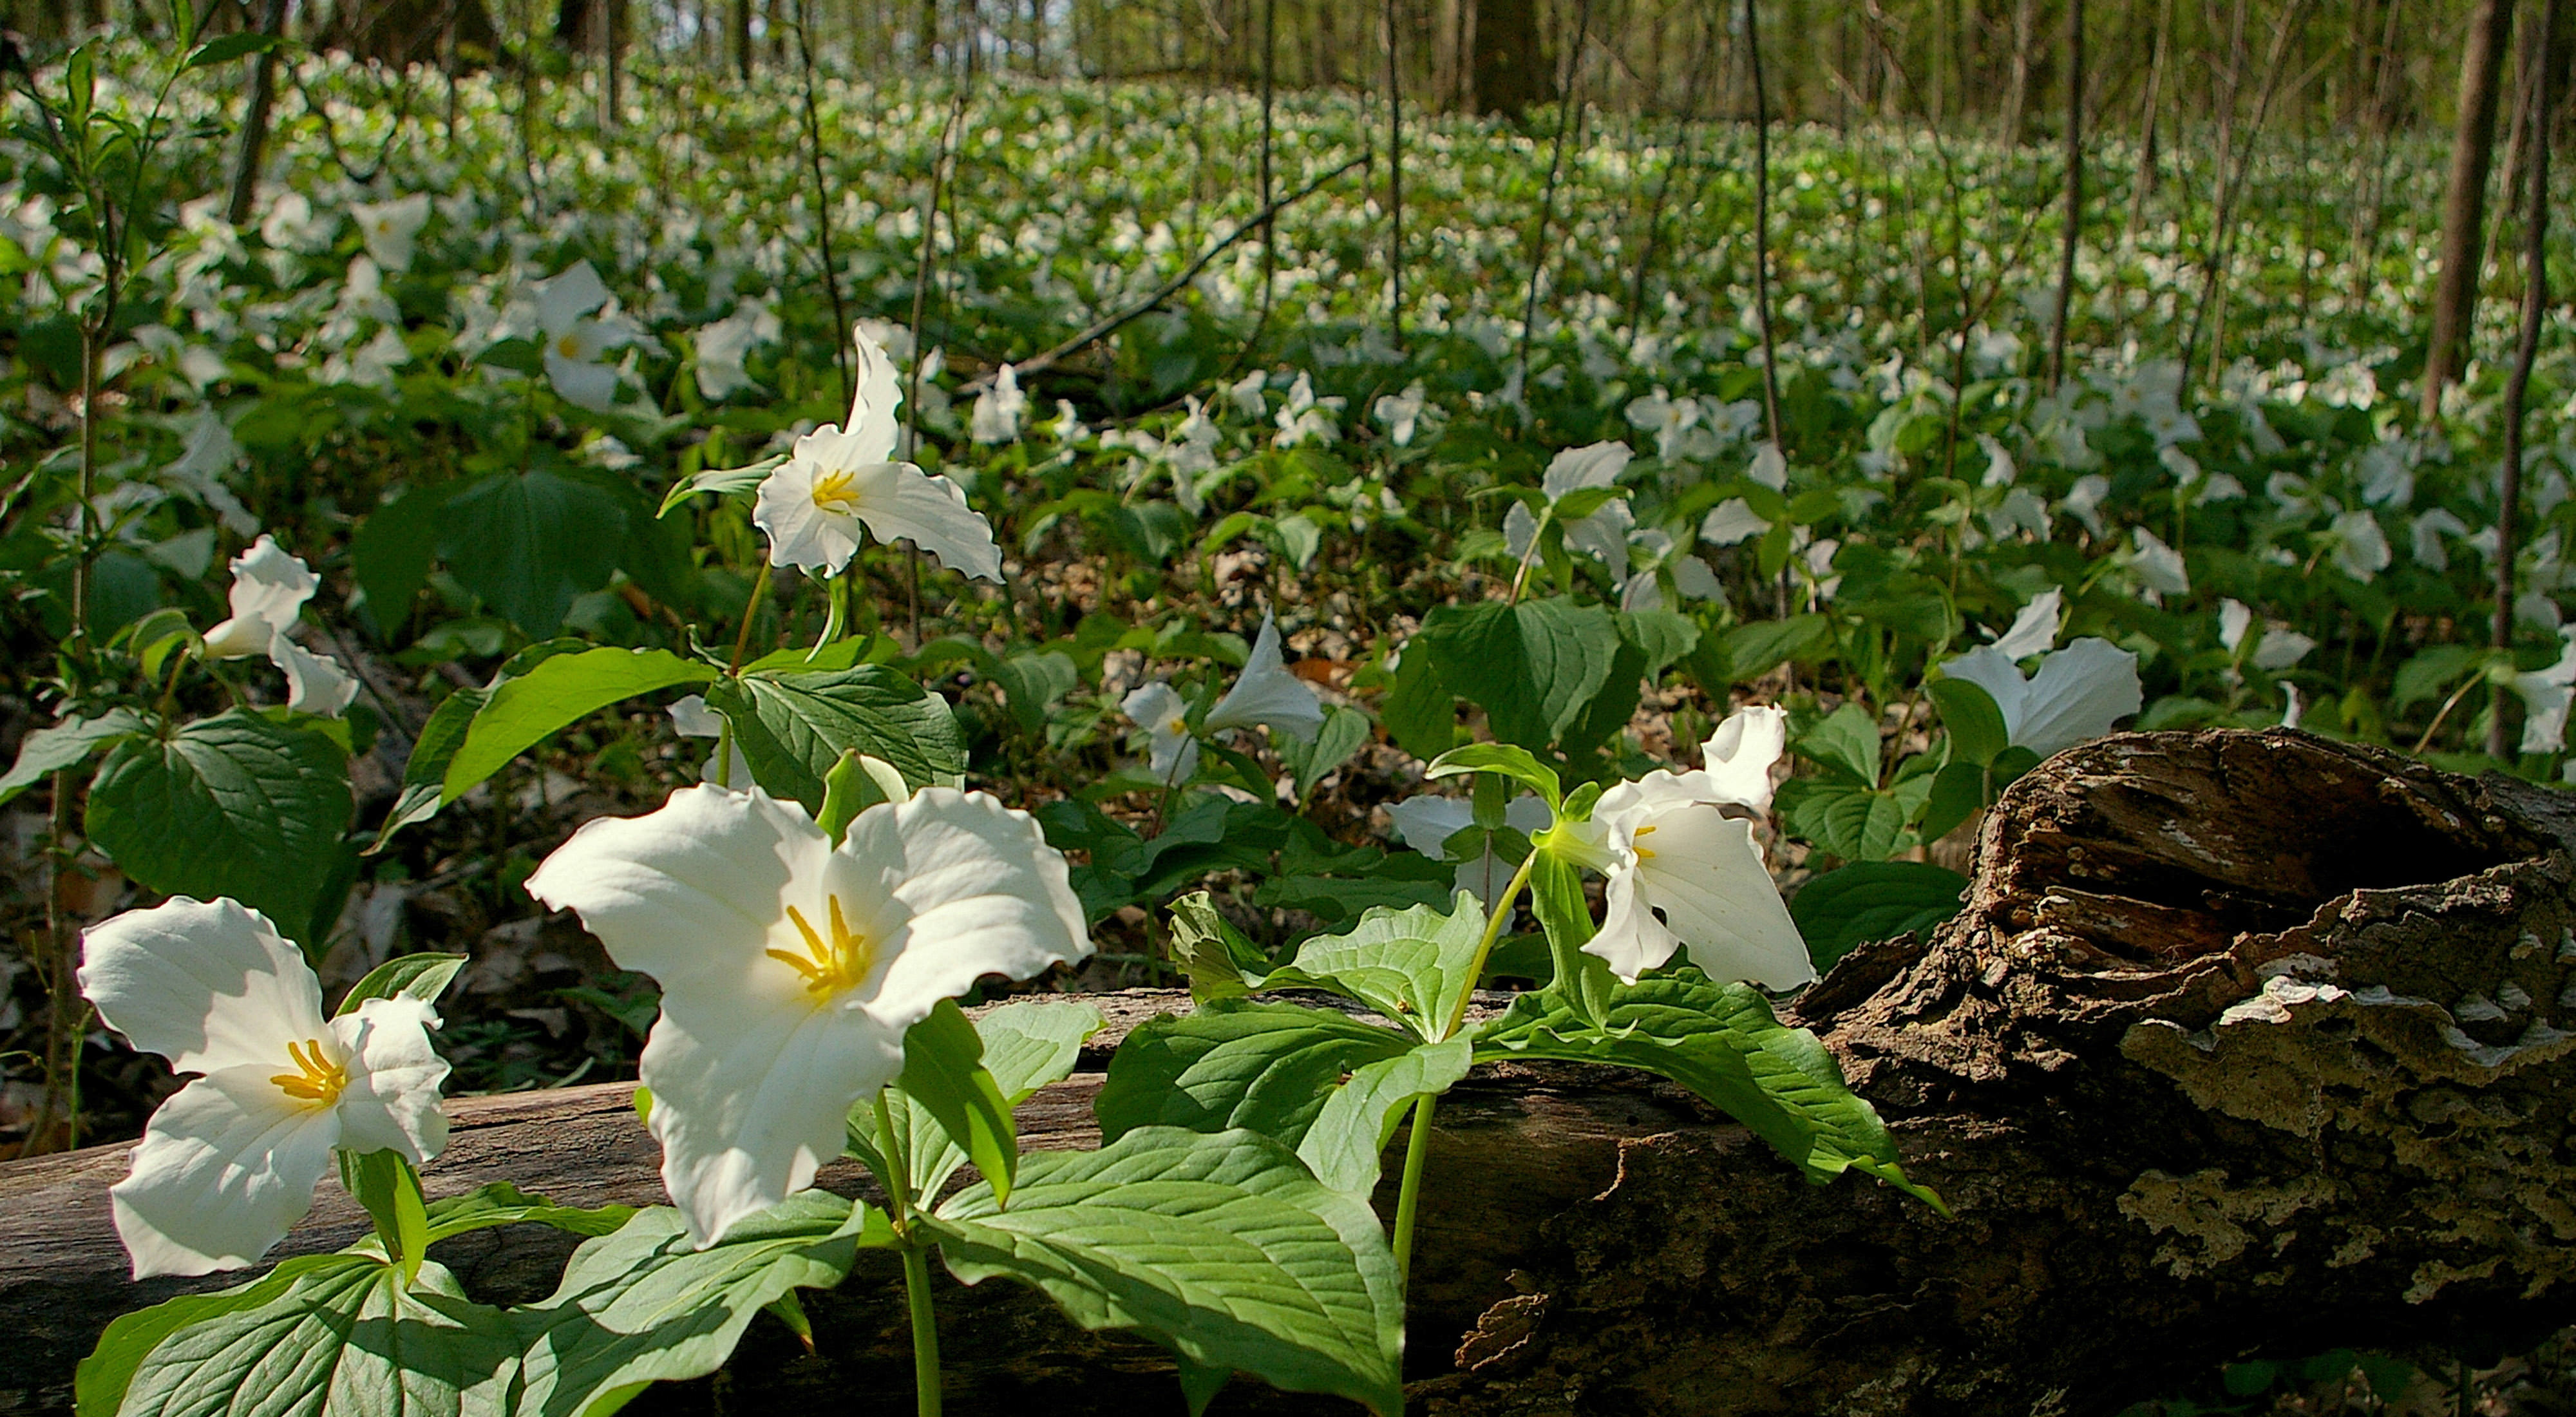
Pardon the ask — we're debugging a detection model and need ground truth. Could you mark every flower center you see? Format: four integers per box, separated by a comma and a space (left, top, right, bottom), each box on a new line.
270, 1039, 347, 1107
810, 469, 869, 514
554, 332, 583, 359
769, 895, 875, 998
1159, 712, 1188, 736
1631, 823, 1659, 861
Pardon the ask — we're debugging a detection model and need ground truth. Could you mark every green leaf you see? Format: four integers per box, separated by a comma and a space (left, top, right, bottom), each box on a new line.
86, 710, 352, 935
369, 640, 587, 851
1775, 777, 1911, 862
1713, 615, 1832, 683
437, 469, 628, 636
1476, 973, 1944, 1209
929, 1126, 1404, 1417
1166, 890, 1260, 1004
815, 749, 905, 846
1419, 597, 1619, 752
342, 1148, 433, 1284
1526, 842, 1624, 1027
421, 1183, 638, 1243
706, 664, 968, 810
513, 1195, 889, 1417
335, 952, 468, 1016
115, 1259, 516, 1417
1095, 999, 1414, 1161
1264, 890, 1490, 1043
974, 999, 1107, 1103
1379, 645, 1458, 761
1918, 759, 1985, 844
0, 708, 143, 808
1278, 703, 1372, 800
350, 481, 453, 623
1926, 676, 2009, 768
1424, 740, 1562, 810
656, 455, 785, 517
1797, 701, 1884, 786
441, 647, 718, 803
897, 998, 1019, 1208
1296, 1036, 1473, 1195
1618, 609, 1701, 678
76, 1254, 365, 1417
1789, 862, 1969, 970
990, 649, 1079, 734
182, 32, 282, 69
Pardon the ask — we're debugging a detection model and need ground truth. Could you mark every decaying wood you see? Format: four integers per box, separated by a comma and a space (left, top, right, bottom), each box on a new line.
6, 729, 2576, 1415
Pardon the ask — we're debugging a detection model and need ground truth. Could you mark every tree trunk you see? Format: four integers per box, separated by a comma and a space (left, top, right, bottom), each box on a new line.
1468, 0, 1553, 114
321, 0, 500, 66
2423, 0, 2517, 419
2002, 0, 2039, 144
10, 731, 2576, 1414
2048, 0, 2085, 388
223, 0, 290, 227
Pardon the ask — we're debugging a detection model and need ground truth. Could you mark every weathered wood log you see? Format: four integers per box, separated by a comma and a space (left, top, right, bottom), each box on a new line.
6, 728, 2575, 1415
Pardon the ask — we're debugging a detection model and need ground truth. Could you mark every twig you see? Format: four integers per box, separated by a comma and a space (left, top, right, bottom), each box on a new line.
2488, 0, 2558, 759
1516, 0, 1597, 382
957, 154, 1368, 395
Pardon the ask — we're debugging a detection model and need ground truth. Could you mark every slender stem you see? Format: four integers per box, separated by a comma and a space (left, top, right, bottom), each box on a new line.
791, 0, 853, 411
900, 1242, 943, 1417
1744, 0, 1783, 450
874, 1090, 914, 1221
1390, 1092, 1438, 1290
1441, 850, 1539, 1042
728, 561, 775, 674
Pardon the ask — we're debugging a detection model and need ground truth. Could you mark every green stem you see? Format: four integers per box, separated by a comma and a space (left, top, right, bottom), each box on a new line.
873, 1091, 913, 1221
1390, 1091, 1437, 1291
728, 560, 775, 675
900, 1241, 943, 1417
1440, 850, 1538, 1041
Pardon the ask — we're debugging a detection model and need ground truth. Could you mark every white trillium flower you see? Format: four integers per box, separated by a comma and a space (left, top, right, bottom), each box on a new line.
694, 300, 780, 400
80, 897, 450, 1279
970, 364, 1028, 445
752, 325, 1002, 582
350, 193, 430, 272
533, 260, 632, 414
272, 637, 361, 717
526, 785, 1091, 1247
669, 694, 754, 788
1941, 638, 2144, 760
2128, 527, 2192, 600
1374, 381, 1429, 447
1700, 497, 1769, 548
2412, 509, 2471, 571
1121, 681, 1199, 783
2330, 508, 2393, 582
1205, 614, 1325, 741
1573, 746, 1810, 990
1273, 371, 1345, 448
2061, 475, 2112, 538
1989, 587, 2064, 660
1747, 442, 1790, 491
2514, 629, 2576, 754
1228, 369, 1270, 418
203, 535, 319, 660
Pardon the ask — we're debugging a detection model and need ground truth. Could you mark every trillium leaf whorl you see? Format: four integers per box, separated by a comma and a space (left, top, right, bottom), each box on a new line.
525, 784, 1090, 1247
78, 897, 450, 1279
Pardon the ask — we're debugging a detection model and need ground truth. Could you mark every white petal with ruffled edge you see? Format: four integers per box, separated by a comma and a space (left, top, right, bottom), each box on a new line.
1681, 706, 1787, 814
1206, 615, 1324, 740
2008, 638, 2143, 759
1991, 588, 2063, 660
79, 897, 330, 1077
851, 461, 1003, 582
868, 789, 1090, 1020
272, 638, 359, 717
329, 995, 451, 1163
202, 535, 318, 660
110, 1065, 344, 1279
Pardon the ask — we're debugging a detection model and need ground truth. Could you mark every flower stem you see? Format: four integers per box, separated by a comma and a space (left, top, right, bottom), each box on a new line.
728, 561, 774, 675
1440, 850, 1537, 1041
900, 1241, 943, 1417
1390, 1091, 1438, 1291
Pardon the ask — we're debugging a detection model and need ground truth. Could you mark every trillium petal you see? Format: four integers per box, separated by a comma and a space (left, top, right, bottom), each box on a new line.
1585, 867, 1683, 983
1938, 645, 2033, 746
79, 897, 330, 1077
1387, 796, 1473, 855
203, 535, 317, 660
847, 325, 905, 464
535, 260, 610, 336
867, 789, 1092, 1027
1687, 705, 1788, 813
329, 996, 451, 1164
109, 1067, 341, 1279
1631, 811, 1813, 990
271, 638, 361, 717
643, 987, 902, 1247
853, 462, 1004, 582
525, 785, 824, 993
545, 347, 622, 414
2009, 637, 2143, 758
1206, 615, 1325, 740
1990, 588, 2063, 660
1540, 441, 1632, 500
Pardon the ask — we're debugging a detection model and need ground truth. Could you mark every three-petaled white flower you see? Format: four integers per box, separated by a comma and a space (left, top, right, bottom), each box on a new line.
1941, 637, 2143, 760
969, 364, 1028, 444
80, 897, 450, 1279
349, 193, 430, 272
201, 535, 360, 717
1120, 681, 1199, 784
1566, 706, 1811, 990
1204, 614, 1325, 741
752, 326, 1003, 582
1387, 791, 1551, 910
1506, 441, 1636, 573
526, 785, 1091, 1246
531, 261, 633, 414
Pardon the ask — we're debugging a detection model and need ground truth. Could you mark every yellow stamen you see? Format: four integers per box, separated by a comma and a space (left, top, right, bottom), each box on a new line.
810, 470, 868, 513
270, 1039, 348, 1106
1632, 824, 1658, 861
554, 333, 583, 359
767, 895, 876, 998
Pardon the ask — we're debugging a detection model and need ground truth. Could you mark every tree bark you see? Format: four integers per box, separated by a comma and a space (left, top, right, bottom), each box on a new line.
9, 731, 2576, 1414
1468, 0, 1553, 114
222, 0, 290, 227
320, 0, 500, 67
2423, 0, 2518, 419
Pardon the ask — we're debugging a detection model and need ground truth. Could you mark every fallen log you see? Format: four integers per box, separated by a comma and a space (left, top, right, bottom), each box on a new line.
5, 728, 2573, 1415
